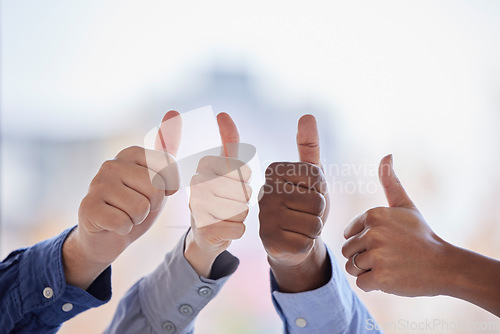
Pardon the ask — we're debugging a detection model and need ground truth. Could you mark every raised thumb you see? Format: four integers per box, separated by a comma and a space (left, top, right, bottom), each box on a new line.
296, 114, 321, 166
379, 154, 416, 209
217, 112, 240, 158
155, 110, 182, 156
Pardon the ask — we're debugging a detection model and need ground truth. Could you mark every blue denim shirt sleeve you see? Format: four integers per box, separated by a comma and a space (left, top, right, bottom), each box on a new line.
0, 226, 112, 334
105, 231, 239, 334
270, 245, 383, 334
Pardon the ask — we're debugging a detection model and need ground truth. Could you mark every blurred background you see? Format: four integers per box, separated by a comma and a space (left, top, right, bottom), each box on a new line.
1, 0, 500, 333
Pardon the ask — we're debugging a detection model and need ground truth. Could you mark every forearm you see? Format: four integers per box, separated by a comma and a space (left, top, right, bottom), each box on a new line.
184, 229, 219, 278
269, 239, 331, 293
443, 243, 500, 316
62, 228, 110, 290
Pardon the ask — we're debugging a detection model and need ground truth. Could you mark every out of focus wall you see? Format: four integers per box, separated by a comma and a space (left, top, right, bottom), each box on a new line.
1, 1, 499, 333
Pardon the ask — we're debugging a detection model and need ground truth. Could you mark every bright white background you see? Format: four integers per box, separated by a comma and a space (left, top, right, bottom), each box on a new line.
2, 0, 500, 333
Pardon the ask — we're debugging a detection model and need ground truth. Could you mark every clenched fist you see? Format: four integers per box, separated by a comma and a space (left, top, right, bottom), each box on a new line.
258, 115, 331, 293
259, 162, 327, 266
63, 111, 182, 290
184, 113, 252, 278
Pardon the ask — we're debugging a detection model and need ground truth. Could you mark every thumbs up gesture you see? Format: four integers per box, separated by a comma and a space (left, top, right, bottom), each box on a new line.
64, 111, 182, 290
184, 113, 252, 277
258, 115, 331, 293
342, 155, 448, 296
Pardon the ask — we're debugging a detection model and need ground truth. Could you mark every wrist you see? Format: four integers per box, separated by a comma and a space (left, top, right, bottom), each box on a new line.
184, 229, 221, 278
440, 242, 494, 297
438, 242, 500, 316
269, 239, 331, 293
432, 240, 460, 296
62, 228, 111, 290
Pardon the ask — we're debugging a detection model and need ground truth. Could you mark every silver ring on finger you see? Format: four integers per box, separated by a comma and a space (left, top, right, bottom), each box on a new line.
352, 252, 364, 271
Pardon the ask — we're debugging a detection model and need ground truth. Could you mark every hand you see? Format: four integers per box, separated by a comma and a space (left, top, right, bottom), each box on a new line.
258, 114, 331, 293
342, 155, 500, 316
342, 154, 449, 296
63, 111, 182, 289
184, 113, 252, 278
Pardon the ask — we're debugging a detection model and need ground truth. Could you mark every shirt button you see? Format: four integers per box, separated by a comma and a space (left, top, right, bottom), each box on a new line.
179, 304, 193, 316
162, 321, 176, 333
62, 303, 73, 312
198, 286, 212, 297
295, 318, 307, 328
43, 287, 54, 299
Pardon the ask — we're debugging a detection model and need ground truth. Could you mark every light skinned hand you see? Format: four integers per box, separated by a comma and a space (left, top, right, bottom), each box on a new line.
342, 154, 500, 316
63, 111, 182, 290
184, 113, 252, 278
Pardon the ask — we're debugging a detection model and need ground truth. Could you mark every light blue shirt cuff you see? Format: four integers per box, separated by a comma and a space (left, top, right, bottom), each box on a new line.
270, 245, 382, 334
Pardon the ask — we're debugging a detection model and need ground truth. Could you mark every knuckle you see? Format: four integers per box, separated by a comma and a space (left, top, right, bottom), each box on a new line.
346, 261, 357, 277
88, 180, 108, 195
258, 224, 267, 240
246, 184, 253, 200
234, 224, 246, 239
99, 160, 118, 174
365, 207, 385, 224
236, 162, 252, 182
363, 229, 378, 245
198, 155, 216, 171
242, 203, 250, 217
356, 278, 369, 292
265, 162, 285, 178
266, 162, 279, 173
198, 155, 211, 166
258, 220, 275, 239
132, 197, 150, 219
373, 270, 389, 287
189, 195, 202, 211
107, 211, 131, 230
369, 250, 383, 267
191, 175, 211, 194
310, 216, 323, 237
262, 238, 285, 256
127, 145, 143, 154
296, 162, 313, 178
239, 202, 250, 214
312, 194, 326, 215
242, 163, 252, 179
309, 164, 323, 180
151, 186, 166, 203
149, 196, 164, 212
79, 195, 94, 213
257, 185, 272, 205
150, 170, 166, 190
232, 203, 249, 221
190, 174, 202, 187
341, 243, 350, 258
118, 145, 143, 159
